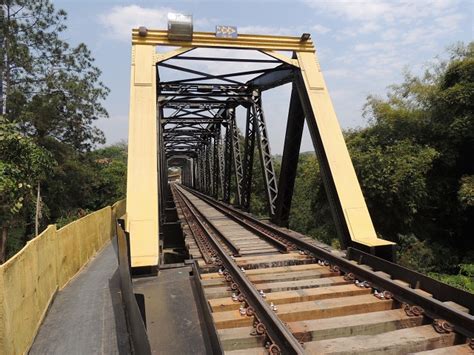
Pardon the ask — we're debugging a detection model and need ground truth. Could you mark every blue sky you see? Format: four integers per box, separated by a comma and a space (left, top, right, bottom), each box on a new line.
53, 0, 473, 153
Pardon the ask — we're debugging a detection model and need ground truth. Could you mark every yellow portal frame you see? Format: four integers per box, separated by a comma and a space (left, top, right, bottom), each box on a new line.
126, 29, 393, 268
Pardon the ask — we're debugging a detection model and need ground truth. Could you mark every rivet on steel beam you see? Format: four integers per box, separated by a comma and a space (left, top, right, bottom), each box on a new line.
138, 26, 148, 37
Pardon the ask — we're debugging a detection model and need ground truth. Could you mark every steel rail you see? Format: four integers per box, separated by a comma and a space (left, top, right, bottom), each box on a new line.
180, 185, 474, 339
174, 186, 241, 258
175, 187, 241, 257
172, 189, 214, 264
181, 185, 290, 253
173, 185, 305, 354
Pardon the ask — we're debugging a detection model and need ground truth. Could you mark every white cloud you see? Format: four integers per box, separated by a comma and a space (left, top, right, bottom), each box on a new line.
312, 24, 331, 34
303, 0, 459, 24
98, 5, 216, 42
238, 25, 296, 36
98, 5, 174, 41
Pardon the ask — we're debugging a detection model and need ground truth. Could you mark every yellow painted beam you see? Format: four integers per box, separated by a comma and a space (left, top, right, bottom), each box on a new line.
132, 29, 315, 52
126, 44, 160, 267
261, 50, 299, 67
296, 51, 394, 248
155, 46, 195, 64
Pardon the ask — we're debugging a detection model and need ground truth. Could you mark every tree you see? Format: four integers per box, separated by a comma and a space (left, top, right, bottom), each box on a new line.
1, 0, 109, 151
0, 116, 52, 262
0, 1, 110, 253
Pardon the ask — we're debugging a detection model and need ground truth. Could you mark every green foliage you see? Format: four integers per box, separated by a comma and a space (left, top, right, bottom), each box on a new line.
0, 117, 52, 225
289, 152, 337, 245
458, 175, 474, 208
89, 142, 127, 208
347, 136, 438, 239
346, 42, 473, 272
0, 1, 117, 262
429, 264, 474, 293
1, 1, 109, 150
0, 116, 53, 261
283, 43, 473, 284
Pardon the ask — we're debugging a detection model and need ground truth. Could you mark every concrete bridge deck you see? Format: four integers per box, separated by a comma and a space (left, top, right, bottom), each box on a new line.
29, 241, 130, 355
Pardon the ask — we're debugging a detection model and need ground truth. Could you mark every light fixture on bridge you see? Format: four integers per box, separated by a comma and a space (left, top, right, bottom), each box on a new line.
300, 33, 311, 41
167, 13, 193, 41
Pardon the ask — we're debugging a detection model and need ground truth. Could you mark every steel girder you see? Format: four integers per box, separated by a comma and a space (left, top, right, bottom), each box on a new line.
252, 91, 279, 218
212, 125, 221, 198
217, 127, 225, 200
273, 83, 305, 227
223, 119, 233, 203
206, 137, 213, 196
241, 105, 256, 210
229, 108, 244, 206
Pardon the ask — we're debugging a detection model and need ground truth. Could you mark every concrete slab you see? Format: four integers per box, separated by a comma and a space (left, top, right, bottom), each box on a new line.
30, 241, 130, 355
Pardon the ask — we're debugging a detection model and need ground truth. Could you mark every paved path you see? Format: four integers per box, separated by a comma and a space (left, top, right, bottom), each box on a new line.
30, 241, 130, 355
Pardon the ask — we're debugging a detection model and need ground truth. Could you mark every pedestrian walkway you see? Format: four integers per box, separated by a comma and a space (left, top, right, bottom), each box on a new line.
30, 241, 130, 354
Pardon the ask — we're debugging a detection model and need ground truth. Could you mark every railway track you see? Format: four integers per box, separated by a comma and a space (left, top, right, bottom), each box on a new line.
172, 183, 474, 355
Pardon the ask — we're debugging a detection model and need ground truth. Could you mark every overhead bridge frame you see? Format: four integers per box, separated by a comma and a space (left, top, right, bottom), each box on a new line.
126, 29, 395, 268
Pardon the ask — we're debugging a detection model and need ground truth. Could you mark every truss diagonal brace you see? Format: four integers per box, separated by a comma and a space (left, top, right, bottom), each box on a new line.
252, 91, 279, 218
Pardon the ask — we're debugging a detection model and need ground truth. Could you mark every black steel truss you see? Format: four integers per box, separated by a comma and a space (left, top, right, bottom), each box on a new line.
252, 91, 278, 217
241, 104, 256, 210
160, 50, 285, 217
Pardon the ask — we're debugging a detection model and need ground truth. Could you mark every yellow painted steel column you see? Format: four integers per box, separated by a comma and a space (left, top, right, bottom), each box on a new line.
126, 44, 159, 267
296, 51, 393, 248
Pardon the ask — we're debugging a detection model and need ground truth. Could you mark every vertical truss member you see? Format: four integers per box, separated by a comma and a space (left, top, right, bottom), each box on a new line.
217, 126, 225, 199
252, 91, 278, 218
223, 118, 233, 203
229, 108, 244, 206
213, 124, 221, 199
241, 104, 256, 211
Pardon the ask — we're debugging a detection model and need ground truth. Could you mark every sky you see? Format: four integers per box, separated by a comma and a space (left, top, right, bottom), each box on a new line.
53, 0, 473, 153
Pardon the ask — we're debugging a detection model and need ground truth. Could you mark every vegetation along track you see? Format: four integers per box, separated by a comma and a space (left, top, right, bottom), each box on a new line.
171, 183, 474, 355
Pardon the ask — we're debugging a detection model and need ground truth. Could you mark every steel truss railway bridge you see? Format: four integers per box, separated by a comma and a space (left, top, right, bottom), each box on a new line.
6, 28, 473, 355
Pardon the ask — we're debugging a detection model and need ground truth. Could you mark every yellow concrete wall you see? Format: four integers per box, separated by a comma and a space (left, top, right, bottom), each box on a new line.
0, 199, 125, 355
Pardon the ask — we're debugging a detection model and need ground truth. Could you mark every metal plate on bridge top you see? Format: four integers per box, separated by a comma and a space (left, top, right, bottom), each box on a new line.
216, 25, 238, 38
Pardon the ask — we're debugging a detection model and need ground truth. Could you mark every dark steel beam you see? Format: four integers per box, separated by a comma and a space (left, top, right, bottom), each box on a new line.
252, 91, 278, 218
172, 56, 280, 63
161, 67, 285, 86
158, 62, 243, 85
229, 109, 244, 206
247, 65, 294, 91
241, 106, 256, 210
223, 119, 232, 203
273, 83, 305, 227
213, 125, 221, 198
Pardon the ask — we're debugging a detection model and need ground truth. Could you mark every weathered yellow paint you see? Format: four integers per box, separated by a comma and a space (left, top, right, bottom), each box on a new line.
127, 29, 391, 264
296, 51, 393, 247
132, 29, 315, 52
0, 199, 125, 355
155, 46, 194, 64
261, 50, 299, 67
126, 43, 160, 268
